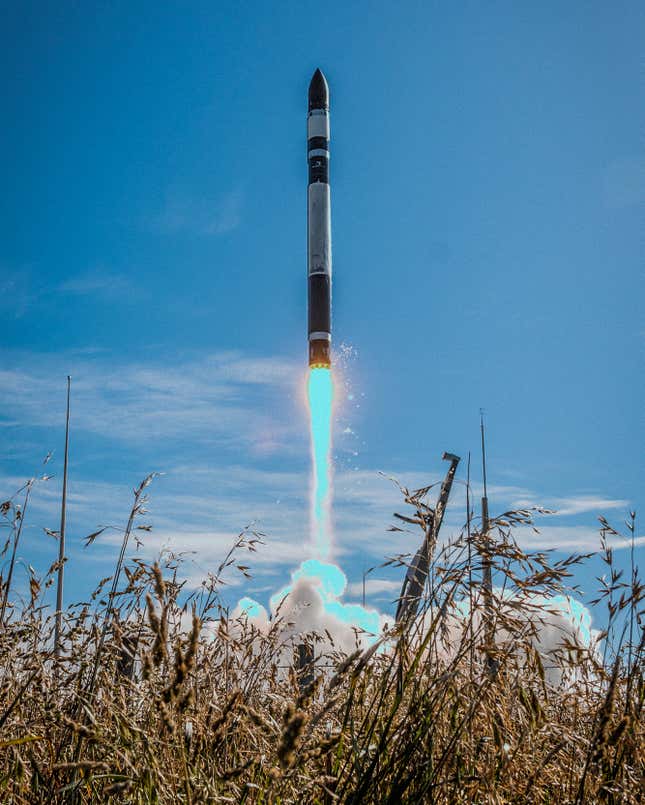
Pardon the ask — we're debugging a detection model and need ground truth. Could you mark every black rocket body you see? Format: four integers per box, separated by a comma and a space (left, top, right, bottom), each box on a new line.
307, 69, 332, 368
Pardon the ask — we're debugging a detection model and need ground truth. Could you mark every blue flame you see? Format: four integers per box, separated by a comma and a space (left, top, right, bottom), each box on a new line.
308, 367, 333, 558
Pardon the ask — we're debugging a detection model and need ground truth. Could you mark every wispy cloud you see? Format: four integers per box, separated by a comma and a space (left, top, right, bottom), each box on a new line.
57, 269, 132, 299
152, 189, 243, 236
1, 454, 639, 615
0, 349, 302, 453
1, 441, 634, 568
346, 578, 401, 598
514, 495, 629, 517
0, 266, 135, 319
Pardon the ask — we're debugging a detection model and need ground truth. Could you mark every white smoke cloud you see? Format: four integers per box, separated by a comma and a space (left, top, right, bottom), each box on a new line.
232, 559, 389, 661
230, 562, 599, 689
420, 589, 601, 688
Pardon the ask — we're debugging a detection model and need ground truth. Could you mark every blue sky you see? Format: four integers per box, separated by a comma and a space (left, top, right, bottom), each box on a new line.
1, 2, 643, 619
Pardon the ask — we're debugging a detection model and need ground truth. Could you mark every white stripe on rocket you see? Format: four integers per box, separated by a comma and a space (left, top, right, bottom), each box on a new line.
308, 182, 332, 277
307, 112, 329, 139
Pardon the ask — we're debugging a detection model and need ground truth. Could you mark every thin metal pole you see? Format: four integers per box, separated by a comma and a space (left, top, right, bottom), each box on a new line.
480, 410, 488, 503
54, 376, 71, 659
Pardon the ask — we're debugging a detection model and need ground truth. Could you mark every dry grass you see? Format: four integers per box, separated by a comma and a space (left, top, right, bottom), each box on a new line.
0, 475, 643, 804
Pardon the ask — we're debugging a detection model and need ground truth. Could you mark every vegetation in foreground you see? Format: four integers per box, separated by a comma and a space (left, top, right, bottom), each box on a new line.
0, 473, 643, 804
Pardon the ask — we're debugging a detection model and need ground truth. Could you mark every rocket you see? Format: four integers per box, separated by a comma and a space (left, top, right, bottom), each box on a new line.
307, 68, 332, 368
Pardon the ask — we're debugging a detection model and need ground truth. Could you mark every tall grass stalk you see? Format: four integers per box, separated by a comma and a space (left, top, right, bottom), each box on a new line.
54, 375, 71, 660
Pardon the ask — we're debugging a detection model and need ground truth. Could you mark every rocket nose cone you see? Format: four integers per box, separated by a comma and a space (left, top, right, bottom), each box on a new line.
308, 68, 329, 111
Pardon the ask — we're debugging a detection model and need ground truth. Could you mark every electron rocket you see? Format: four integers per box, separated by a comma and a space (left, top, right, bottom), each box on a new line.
307, 68, 332, 368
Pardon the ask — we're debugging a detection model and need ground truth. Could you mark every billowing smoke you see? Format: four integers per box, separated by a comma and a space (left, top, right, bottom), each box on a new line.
415, 589, 600, 687
234, 559, 388, 657
233, 567, 598, 689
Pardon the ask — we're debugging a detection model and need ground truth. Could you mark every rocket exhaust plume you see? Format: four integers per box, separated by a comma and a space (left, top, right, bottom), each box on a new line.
308, 367, 333, 558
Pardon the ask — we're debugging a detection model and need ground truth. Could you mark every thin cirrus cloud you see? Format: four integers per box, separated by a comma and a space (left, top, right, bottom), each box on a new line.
1, 455, 640, 612
57, 269, 132, 299
0, 267, 132, 320
508, 493, 629, 517
152, 189, 243, 236
4, 460, 637, 587
0, 349, 303, 454
346, 579, 402, 598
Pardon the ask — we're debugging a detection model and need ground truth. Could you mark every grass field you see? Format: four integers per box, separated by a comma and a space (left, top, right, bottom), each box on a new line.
0, 474, 642, 804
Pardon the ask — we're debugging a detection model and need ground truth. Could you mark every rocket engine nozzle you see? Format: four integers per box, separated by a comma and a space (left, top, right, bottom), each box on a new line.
309, 339, 331, 369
